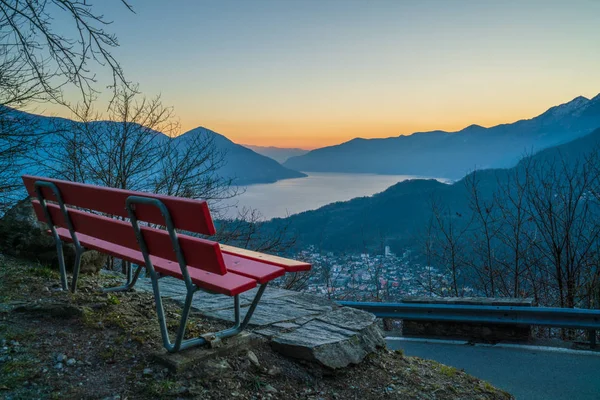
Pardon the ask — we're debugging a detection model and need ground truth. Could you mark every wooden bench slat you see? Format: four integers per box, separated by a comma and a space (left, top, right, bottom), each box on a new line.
23, 175, 216, 235
219, 244, 311, 272
222, 254, 286, 284
33, 201, 227, 276
55, 228, 256, 296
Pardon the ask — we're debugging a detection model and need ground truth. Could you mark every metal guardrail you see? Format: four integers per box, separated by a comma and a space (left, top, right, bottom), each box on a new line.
338, 301, 600, 347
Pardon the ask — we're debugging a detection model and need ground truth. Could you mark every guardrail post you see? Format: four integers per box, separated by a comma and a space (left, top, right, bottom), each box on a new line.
589, 329, 596, 349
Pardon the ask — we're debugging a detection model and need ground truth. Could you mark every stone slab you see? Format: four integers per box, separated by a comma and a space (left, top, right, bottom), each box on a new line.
272, 320, 357, 348
153, 331, 265, 372
136, 277, 185, 299
271, 316, 385, 369
202, 296, 329, 326
272, 322, 300, 330
137, 276, 385, 370
316, 306, 376, 332
138, 279, 296, 311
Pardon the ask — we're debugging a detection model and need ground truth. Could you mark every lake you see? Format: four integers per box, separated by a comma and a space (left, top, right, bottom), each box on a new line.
224, 172, 448, 220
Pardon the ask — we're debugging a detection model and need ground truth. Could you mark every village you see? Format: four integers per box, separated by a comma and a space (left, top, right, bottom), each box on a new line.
293, 246, 458, 301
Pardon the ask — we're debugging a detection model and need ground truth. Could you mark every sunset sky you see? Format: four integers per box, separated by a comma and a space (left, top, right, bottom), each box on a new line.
45, 0, 600, 149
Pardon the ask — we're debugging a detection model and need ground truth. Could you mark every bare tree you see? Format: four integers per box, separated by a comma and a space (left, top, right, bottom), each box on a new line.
464, 170, 501, 296
492, 159, 542, 300
523, 153, 600, 308
0, 0, 133, 210
415, 213, 445, 296
42, 86, 176, 192
0, 0, 132, 107
429, 195, 471, 296
215, 207, 297, 253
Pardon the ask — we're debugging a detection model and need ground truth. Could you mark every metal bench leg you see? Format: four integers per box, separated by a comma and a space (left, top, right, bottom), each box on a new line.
70, 246, 83, 293
149, 281, 269, 353
124, 195, 270, 352
54, 239, 69, 291
34, 180, 83, 293
240, 283, 268, 330
103, 262, 144, 293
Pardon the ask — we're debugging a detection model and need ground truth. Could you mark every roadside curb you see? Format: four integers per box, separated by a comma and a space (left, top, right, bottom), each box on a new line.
385, 336, 600, 357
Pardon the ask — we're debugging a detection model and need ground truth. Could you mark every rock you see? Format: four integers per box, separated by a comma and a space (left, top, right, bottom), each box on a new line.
202, 359, 232, 379
56, 354, 67, 362
247, 350, 260, 367
0, 198, 107, 273
54, 362, 63, 370
66, 358, 76, 366
271, 307, 385, 369
176, 386, 188, 395
142, 368, 153, 376
207, 359, 231, 372
264, 384, 278, 393
267, 366, 281, 376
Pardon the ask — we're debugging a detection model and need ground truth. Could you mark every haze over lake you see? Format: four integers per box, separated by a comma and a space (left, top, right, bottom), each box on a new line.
225, 172, 449, 220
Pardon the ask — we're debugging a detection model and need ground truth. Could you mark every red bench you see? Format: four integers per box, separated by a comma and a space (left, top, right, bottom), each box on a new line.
22, 175, 311, 352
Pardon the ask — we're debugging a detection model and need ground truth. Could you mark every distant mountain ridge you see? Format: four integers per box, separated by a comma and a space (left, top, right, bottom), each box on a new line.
242, 144, 309, 164
284, 94, 600, 179
7, 107, 306, 186
267, 126, 600, 252
179, 127, 307, 185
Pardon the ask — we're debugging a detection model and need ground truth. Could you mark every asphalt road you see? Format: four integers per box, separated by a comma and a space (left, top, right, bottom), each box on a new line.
386, 338, 600, 400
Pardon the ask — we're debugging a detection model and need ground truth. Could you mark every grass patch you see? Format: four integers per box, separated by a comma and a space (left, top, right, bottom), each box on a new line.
107, 294, 121, 305
439, 364, 458, 378
144, 379, 178, 397
28, 265, 58, 280
0, 359, 37, 389
0, 324, 36, 342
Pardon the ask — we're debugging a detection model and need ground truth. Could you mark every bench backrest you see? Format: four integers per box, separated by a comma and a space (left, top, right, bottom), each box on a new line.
22, 175, 227, 275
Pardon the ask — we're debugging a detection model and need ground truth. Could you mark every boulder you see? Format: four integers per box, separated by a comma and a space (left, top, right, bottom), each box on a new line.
271, 307, 385, 369
0, 198, 107, 273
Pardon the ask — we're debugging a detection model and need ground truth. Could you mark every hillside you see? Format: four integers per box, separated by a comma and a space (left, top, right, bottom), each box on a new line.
284, 94, 600, 179
242, 144, 309, 164
6, 107, 306, 187
0, 258, 511, 399
267, 127, 600, 252
178, 128, 307, 185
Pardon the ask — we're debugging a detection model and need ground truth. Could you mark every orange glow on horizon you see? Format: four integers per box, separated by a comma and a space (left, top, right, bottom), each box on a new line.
177, 114, 543, 149
36, 89, 600, 150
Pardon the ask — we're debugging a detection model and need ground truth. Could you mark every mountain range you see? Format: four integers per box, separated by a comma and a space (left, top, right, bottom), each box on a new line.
179, 128, 306, 185
6, 108, 306, 186
242, 145, 309, 164
284, 94, 600, 179
264, 126, 600, 253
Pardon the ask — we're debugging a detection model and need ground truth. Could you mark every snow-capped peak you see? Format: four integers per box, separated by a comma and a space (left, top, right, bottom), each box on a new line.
543, 95, 589, 118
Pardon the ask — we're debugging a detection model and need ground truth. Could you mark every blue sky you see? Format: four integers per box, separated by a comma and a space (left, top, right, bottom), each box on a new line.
46, 0, 600, 148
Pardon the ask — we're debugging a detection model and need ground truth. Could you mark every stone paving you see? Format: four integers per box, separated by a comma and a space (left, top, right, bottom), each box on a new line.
136, 276, 385, 368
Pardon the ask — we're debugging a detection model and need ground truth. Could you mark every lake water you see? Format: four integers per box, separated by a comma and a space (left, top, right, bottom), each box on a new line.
224, 172, 448, 220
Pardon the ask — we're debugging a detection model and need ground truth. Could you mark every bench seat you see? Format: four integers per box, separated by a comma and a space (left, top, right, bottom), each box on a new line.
55, 228, 259, 296
219, 244, 311, 273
